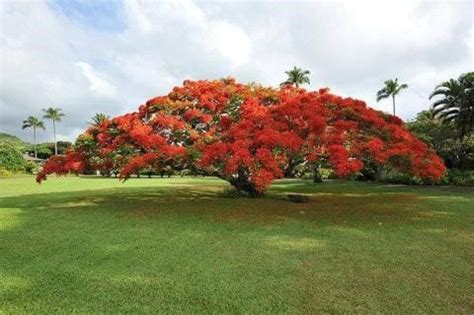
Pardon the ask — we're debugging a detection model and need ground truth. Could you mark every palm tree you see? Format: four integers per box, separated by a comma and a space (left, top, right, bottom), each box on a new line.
430, 72, 474, 140
42, 107, 65, 155
22, 116, 45, 159
89, 113, 110, 127
376, 78, 408, 116
282, 66, 311, 88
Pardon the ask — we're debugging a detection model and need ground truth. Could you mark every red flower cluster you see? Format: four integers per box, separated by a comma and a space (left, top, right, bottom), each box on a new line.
36, 151, 86, 183
37, 78, 446, 195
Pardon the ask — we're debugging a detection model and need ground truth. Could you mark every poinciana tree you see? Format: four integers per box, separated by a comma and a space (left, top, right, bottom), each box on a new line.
37, 78, 445, 196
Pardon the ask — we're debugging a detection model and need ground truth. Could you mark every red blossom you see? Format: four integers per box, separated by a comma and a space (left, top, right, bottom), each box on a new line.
37, 78, 446, 195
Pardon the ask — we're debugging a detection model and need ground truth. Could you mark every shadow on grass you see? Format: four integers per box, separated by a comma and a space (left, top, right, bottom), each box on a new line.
0, 184, 327, 312
271, 179, 474, 195
1, 180, 473, 313
0, 181, 466, 227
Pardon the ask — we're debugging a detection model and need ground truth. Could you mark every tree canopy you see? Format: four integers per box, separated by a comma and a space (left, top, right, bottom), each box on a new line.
37, 78, 445, 196
43, 107, 65, 155
376, 78, 408, 116
407, 110, 473, 169
282, 67, 311, 88
22, 116, 45, 131
430, 72, 473, 140
90, 113, 110, 127
42, 107, 64, 122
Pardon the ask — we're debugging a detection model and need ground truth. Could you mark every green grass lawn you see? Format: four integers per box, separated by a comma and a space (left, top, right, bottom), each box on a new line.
1, 176, 473, 313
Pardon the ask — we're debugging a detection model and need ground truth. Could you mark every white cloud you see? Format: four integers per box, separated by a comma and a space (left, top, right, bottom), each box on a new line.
74, 61, 117, 98
206, 21, 251, 67
0, 0, 472, 143
123, 0, 153, 32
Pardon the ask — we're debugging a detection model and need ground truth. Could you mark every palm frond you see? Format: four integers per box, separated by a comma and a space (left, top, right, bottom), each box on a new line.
430, 72, 474, 140
376, 88, 390, 101
377, 78, 408, 102
283, 66, 311, 87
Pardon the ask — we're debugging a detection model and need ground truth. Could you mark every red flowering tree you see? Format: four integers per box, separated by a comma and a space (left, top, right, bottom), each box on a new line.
37, 78, 445, 196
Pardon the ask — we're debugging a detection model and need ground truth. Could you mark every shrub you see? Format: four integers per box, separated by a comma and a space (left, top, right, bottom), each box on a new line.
23, 161, 37, 174
382, 172, 424, 185
297, 167, 335, 180
445, 169, 474, 186
0, 143, 25, 172
0, 167, 11, 177
34, 146, 53, 160
322, 168, 337, 179
356, 162, 378, 180
28, 141, 72, 159
380, 169, 474, 186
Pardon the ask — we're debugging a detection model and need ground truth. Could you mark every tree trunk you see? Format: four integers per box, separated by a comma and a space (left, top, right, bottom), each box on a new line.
53, 120, 57, 155
312, 164, 322, 183
375, 165, 383, 181
33, 127, 37, 159
392, 95, 396, 116
283, 157, 296, 178
230, 178, 260, 197
229, 169, 261, 197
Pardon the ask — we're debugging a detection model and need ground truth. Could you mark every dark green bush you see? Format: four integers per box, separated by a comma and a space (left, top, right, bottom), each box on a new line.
0, 143, 25, 172
380, 169, 473, 186
382, 173, 424, 185
445, 169, 474, 186
357, 162, 378, 180
23, 161, 37, 174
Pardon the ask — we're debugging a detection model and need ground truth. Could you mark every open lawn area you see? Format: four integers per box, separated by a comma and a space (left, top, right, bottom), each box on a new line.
1, 176, 473, 313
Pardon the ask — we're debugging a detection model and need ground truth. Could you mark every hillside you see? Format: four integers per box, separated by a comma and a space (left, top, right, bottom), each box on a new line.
0, 132, 73, 158
0, 132, 29, 150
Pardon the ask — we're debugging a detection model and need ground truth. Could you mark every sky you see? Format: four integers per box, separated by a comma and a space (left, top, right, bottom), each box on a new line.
0, 0, 473, 143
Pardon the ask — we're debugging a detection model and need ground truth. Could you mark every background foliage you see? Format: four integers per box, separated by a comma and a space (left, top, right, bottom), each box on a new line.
0, 142, 26, 172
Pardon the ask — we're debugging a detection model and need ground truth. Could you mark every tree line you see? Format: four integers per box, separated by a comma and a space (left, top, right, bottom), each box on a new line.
10, 68, 473, 186
22, 107, 64, 158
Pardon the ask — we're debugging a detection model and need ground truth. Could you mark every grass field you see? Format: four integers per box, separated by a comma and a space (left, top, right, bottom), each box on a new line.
1, 176, 473, 313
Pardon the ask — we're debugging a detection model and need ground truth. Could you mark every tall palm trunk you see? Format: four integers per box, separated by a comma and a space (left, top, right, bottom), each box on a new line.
392, 95, 396, 116
53, 120, 57, 155
33, 126, 37, 159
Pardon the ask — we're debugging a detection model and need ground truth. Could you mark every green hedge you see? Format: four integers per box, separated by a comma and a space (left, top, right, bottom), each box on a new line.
382, 169, 474, 186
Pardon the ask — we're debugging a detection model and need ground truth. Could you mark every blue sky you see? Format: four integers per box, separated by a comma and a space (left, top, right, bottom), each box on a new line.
1, 0, 473, 143
49, 0, 126, 32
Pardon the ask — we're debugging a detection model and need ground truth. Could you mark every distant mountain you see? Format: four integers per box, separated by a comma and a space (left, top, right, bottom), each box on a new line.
0, 132, 73, 158
0, 132, 29, 150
